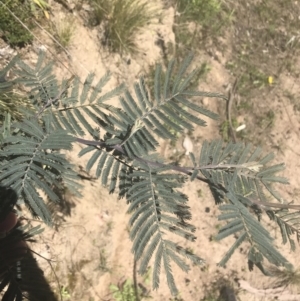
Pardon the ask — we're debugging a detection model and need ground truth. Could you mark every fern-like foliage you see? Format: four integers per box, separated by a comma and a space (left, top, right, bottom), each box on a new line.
186, 140, 300, 271
13, 51, 58, 108
0, 55, 18, 91
190, 139, 288, 202
0, 56, 34, 123
0, 116, 77, 224
78, 143, 128, 194
49, 72, 125, 137
216, 191, 291, 270
267, 209, 300, 251
1, 51, 300, 298
78, 54, 226, 193
127, 166, 203, 294
108, 54, 225, 158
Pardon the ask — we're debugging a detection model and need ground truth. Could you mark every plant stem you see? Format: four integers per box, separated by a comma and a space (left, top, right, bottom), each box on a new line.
76, 137, 228, 192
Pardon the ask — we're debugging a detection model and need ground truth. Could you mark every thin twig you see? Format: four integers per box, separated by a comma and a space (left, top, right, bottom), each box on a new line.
133, 259, 140, 301
249, 197, 300, 211
226, 77, 239, 143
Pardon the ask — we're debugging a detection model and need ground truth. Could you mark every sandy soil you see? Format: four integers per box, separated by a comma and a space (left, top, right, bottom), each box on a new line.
1, 1, 300, 300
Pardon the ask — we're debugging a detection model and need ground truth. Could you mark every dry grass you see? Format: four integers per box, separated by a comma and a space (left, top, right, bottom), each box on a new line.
90, 0, 159, 54
269, 266, 300, 294
50, 17, 75, 50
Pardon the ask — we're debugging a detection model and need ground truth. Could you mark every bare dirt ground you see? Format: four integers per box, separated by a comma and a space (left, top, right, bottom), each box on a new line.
1, 0, 300, 300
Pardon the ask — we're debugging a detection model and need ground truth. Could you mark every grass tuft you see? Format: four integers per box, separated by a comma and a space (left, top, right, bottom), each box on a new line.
50, 17, 75, 50
89, 0, 158, 54
270, 266, 300, 294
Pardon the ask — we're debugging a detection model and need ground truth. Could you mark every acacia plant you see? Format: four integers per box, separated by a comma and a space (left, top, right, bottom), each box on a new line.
0, 51, 299, 299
